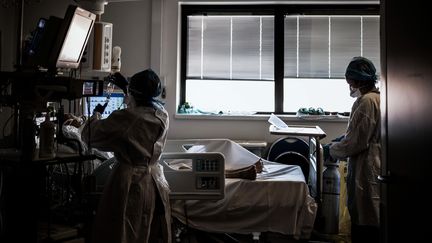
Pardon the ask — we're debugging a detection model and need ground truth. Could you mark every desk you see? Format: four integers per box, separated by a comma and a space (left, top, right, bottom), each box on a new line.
269, 124, 326, 204
269, 124, 326, 139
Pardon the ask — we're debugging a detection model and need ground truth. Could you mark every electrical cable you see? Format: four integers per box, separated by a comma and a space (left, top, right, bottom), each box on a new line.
2, 113, 14, 138
86, 97, 92, 154
183, 200, 191, 243
0, 207, 2, 237
0, 80, 11, 94
0, 169, 3, 197
0, 170, 4, 236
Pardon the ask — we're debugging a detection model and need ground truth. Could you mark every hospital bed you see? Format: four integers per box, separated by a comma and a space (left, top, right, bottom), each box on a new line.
161, 139, 318, 240
52, 126, 318, 240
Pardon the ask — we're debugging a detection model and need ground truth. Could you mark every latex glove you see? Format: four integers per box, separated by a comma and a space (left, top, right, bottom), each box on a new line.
332, 134, 345, 142
110, 72, 128, 94
94, 103, 108, 114
323, 143, 331, 161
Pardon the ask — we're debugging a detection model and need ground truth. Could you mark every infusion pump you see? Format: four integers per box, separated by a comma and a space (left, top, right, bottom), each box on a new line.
93, 21, 113, 71
160, 152, 225, 200
81, 21, 113, 73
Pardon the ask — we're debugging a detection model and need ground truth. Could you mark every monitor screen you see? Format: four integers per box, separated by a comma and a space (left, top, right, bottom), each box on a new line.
82, 80, 103, 97
84, 93, 125, 119
22, 16, 62, 69
51, 5, 96, 70
22, 5, 95, 71
57, 14, 93, 64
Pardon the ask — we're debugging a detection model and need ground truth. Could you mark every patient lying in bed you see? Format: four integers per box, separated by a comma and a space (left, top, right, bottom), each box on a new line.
176, 141, 263, 180
70, 136, 316, 239
56, 125, 317, 239
165, 139, 317, 240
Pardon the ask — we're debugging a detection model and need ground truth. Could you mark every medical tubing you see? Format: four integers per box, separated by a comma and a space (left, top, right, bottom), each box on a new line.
2, 113, 13, 137
0, 170, 3, 198
64, 163, 71, 204
0, 170, 2, 235
183, 200, 188, 228
86, 97, 92, 153
183, 200, 191, 243
105, 83, 114, 103
39, 115, 56, 159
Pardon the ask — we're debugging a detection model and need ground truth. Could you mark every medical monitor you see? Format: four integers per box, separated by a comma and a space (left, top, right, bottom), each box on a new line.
49, 5, 96, 70
23, 5, 95, 71
84, 93, 125, 119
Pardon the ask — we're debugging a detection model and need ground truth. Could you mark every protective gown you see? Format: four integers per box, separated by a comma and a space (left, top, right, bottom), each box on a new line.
82, 105, 171, 243
330, 88, 380, 227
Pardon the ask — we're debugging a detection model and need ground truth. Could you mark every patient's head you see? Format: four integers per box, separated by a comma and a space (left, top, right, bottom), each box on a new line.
63, 113, 86, 128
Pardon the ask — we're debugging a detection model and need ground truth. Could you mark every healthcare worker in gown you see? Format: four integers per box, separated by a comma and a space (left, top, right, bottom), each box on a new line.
324, 57, 381, 243
82, 69, 171, 243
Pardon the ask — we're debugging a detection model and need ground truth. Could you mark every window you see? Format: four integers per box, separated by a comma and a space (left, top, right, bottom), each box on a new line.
283, 15, 380, 112
180, 5, 380, 114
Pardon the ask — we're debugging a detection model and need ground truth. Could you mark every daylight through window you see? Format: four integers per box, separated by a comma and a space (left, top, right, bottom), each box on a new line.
181, 5, 380, 114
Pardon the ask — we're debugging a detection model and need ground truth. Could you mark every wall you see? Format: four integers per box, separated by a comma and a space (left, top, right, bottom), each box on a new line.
380, 0, 431, 241
103, 0, 152, 76
0, 0, 372, 144
16, 0, 152, 78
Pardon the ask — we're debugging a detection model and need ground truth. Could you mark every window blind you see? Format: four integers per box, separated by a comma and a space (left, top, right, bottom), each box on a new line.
284, 15, 380, 79
186, 15, 274, 81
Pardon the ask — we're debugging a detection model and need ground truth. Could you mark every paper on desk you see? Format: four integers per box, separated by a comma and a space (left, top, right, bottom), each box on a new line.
268, 113, 289, 129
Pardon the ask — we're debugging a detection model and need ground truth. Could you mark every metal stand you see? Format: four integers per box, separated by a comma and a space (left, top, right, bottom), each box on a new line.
269, 124, 327, 230
0, 71, 93, 242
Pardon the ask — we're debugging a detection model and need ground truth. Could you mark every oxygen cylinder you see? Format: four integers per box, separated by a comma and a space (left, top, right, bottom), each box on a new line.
321, 159, 341, 234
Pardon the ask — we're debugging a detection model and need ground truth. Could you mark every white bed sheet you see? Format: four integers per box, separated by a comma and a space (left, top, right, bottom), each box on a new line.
167, 139, 317, 239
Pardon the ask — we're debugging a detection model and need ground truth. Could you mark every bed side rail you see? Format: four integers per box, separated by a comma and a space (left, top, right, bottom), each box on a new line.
309, 137, 323, 199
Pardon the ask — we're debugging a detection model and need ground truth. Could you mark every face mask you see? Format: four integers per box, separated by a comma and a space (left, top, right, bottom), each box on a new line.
349, 85, 364, 98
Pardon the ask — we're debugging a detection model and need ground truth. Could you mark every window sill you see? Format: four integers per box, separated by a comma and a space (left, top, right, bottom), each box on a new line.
174, 113, 349, 123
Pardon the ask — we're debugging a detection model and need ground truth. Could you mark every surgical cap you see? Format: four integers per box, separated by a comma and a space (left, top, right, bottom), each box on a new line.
129, 69, 162, 100
345, 56, 377, 82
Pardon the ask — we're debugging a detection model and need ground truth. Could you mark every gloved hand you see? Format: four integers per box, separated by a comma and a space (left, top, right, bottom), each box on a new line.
323, 143, 332, 161
110, 72, 128, 94
332, 134, 345, 142
94, 103, 108, 114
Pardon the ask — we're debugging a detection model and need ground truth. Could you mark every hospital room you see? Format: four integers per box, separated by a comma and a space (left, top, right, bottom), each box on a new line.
0, 0, 429, 242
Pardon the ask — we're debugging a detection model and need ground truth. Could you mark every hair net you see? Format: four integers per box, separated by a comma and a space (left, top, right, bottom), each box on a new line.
345, 56, 377, 82
128, 69, 162, 100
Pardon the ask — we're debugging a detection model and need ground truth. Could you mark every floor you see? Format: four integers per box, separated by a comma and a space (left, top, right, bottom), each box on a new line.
177, 228, 351, 243
36, 222, 351, 243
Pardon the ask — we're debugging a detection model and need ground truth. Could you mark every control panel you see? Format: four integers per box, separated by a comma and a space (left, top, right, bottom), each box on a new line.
160, 152, 225, 200
195, 158, 220, 172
